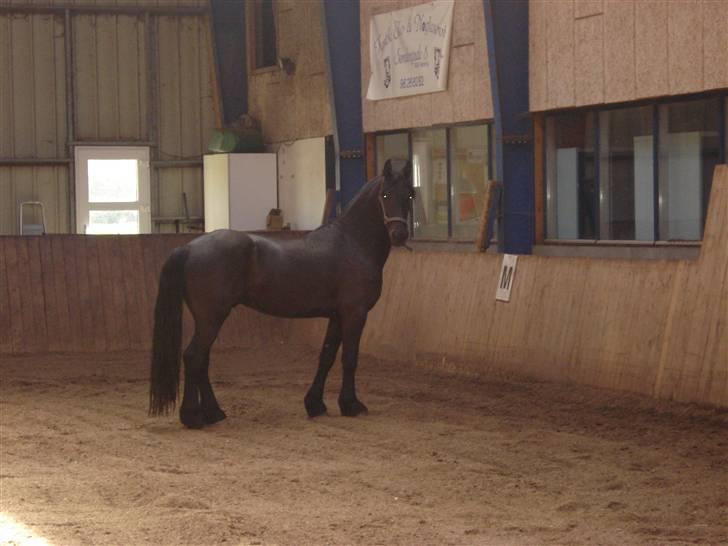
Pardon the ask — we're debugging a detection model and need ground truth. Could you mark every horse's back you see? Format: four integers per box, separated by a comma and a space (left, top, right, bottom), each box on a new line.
182, 228, 382, 320
183, 229, 339, 318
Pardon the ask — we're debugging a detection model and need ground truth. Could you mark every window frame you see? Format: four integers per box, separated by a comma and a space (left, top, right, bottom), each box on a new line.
542, 91, 727, 246
74, 146, 152, 235
544, 110, 598, 241
248, 0, 279, 74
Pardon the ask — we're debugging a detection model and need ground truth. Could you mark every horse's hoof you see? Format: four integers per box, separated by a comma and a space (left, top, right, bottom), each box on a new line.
180, 408, 205, 429
339, 399, 368, 417
304, 395, 327, 418
203, 407, 227, 425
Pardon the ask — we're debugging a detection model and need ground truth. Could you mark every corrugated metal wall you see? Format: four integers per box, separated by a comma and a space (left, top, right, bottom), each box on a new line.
73, 13, 148, 141
0, 11, 69, 234
0, 0, 216, 234
155, 13, 216, 232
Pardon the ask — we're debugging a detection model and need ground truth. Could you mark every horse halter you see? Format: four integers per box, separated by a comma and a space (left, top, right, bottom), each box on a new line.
378, 179, 408, 228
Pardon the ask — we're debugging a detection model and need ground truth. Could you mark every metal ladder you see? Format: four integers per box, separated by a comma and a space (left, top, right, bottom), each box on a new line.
19, 201, 47, 235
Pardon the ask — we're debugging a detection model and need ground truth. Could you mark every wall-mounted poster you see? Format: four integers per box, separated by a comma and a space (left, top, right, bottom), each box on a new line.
366, 0, 454, 101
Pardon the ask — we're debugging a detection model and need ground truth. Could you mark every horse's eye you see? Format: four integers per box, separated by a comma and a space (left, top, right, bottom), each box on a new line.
383, 193, 389, 199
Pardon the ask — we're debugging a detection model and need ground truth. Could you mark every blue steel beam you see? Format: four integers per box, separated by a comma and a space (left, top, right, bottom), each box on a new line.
483, 0, 534, 254
322, 0, 366, 208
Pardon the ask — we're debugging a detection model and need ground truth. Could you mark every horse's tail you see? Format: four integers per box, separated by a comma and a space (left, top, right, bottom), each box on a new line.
149, 246, 190, 417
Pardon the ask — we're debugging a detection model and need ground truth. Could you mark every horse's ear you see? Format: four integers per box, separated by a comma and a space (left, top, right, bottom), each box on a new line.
403, 160, 412, 180
383, 159, 393, 179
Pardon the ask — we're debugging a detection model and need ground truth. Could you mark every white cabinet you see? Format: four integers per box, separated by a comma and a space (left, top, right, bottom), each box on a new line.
203, 153, 277, 232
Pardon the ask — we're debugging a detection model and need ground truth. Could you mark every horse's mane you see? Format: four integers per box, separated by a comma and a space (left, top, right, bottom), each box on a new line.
312, 176, 382, 232
340, 176, 383, 217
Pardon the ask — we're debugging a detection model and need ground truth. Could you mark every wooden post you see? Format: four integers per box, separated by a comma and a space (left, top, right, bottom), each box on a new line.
475, 180, 499, 251
206, 7, 224, 129
321, 188, 337, 225
533, 113, 545, 244
366, 133, 377, 179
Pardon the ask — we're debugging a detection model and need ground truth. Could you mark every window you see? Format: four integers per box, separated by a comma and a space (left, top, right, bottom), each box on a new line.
375, 123, 492, 241
546, 112, 597, 240
545, 94, 726, 243
658, 98, 721, 241
450, 125, 490, 240
599, 105, 653, 240
253, 0, 277, 69
412, 129, 448, 239
75, 147, 151, 234
376, 133, 409, 175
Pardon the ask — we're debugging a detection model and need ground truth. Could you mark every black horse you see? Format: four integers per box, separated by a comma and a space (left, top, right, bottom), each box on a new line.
149, 159, 414, 428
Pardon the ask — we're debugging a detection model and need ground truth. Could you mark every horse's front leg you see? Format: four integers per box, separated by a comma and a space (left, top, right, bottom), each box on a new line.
338, 310, 368, 417
304, 316, 341, 417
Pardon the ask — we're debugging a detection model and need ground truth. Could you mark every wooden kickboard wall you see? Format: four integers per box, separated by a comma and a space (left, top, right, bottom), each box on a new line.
1, 166, 726, 407
293, 165, 728, 408
0, 234, 291, 355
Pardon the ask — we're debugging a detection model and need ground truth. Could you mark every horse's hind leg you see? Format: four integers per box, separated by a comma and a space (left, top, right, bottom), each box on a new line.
199, 349, 227, 425
304, 317, 341, 417
180, 318, 227, 429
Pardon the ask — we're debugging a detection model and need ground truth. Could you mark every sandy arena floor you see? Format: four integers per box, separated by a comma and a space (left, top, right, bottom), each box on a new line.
1, 345, 727, 546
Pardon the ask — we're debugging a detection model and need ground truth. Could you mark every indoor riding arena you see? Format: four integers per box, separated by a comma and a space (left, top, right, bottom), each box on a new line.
1, 1, 727, 545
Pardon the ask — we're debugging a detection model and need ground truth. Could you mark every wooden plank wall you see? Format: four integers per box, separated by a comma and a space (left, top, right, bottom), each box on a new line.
1, 167, 726, 408
529, 0, 728, 111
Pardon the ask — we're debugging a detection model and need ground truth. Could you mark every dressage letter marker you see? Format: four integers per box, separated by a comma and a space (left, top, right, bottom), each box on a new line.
496, 254, 518, 302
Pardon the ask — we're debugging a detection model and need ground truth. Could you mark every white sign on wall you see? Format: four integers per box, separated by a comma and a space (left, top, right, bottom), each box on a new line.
366, 0, 454, 101
496, 254, 518, 303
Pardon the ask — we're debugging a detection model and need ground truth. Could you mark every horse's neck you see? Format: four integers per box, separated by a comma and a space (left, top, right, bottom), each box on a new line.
335, 183, 391, 267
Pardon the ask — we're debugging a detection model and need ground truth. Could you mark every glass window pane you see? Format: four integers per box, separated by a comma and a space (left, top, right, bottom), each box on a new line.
546, 112, 597, 239
450, 125, 489, 241
88, 159, 139, 203
376, 133, 409, 175
412, 129, 448, 239
599, 106, 654, 240
87, 210, 140, 235
658, 98, 720, 241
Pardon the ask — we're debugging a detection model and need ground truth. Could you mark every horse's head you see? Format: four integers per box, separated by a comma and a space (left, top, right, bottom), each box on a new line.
379, 159, 414, 247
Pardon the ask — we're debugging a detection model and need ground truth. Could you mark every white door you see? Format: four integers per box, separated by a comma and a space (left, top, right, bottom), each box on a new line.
75, 146, 151, 234
277, 138, 326, 230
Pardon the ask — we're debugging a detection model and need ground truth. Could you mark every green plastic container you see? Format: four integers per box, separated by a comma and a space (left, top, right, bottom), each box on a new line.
208, 129, 265, 154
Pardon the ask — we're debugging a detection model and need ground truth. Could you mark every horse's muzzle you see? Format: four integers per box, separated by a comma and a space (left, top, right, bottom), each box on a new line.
389, 223, 409, 247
